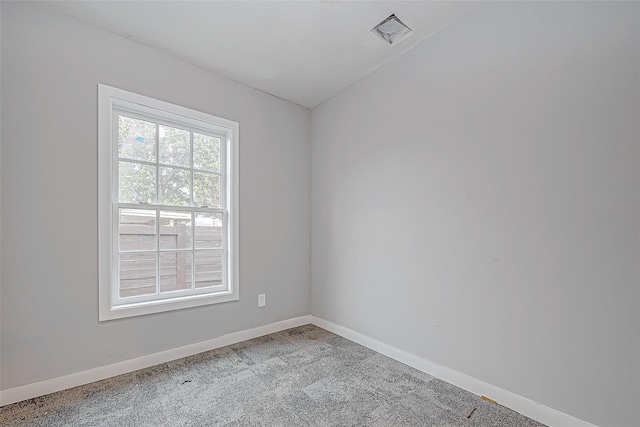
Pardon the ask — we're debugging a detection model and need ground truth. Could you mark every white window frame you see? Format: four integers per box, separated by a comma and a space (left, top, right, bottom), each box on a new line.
98, 84, 239, 321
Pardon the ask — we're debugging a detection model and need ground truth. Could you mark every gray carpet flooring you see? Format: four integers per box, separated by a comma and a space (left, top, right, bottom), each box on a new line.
0, 325, 545, 426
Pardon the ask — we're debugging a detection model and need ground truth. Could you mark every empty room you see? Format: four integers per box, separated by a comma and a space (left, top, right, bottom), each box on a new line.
0, 1, 638, 426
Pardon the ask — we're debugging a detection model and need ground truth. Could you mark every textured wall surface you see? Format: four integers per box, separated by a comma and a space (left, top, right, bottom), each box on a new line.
311, 2, 639, 426
1, 1, 310, 389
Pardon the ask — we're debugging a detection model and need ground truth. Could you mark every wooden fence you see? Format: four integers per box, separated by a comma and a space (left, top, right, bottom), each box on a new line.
119, 224, 222, 298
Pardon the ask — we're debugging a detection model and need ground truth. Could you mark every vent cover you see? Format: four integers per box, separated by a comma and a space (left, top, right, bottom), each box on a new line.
371, 14, 413, 45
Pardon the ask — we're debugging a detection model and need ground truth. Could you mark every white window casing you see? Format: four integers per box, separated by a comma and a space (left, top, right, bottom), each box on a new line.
98, 84, 239, 321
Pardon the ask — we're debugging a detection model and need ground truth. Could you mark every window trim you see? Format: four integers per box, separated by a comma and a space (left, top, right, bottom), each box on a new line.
98, 84, 239, 321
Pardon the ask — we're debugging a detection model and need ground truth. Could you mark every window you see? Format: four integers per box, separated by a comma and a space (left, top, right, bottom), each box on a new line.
98, 85, 239, 320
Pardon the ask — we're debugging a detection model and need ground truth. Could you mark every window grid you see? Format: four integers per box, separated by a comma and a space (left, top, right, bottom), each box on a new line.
99, 84, 239, 321
114, 109, 227, 303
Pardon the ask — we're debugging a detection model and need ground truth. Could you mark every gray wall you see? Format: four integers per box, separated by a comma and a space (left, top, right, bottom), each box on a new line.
311, 2, 639, 427
2, 2, 639, 426
1, 2, 310, 389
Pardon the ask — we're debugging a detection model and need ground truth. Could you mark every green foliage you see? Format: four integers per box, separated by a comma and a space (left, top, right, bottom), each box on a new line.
117, 115, 221, 207
119, 162, 156, 204
193, 133, 220, 172
119, 116, 156, 162
194, 173, 221, 208
159, 167, 191, 206
160, 125, 190, 167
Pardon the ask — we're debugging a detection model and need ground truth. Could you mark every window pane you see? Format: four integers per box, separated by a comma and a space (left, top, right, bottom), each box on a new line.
159, 167, 191, 206
160, 252, 193, 293
159, 125, 190, 168
195, 213, 223, 249
193, 172, 220, 208
118, 116, 156, 162
193, 133, 220, 172
119, 253, 157, 298
194, 250, 223, 288
160, 211, 192, 250
119, 162, 156, 204
119, 209, 156, 251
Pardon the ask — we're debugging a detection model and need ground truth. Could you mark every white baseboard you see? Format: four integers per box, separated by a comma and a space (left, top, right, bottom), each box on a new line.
0, 315, 312, 407
309, 316, 597, 427
0, 314, 598, 427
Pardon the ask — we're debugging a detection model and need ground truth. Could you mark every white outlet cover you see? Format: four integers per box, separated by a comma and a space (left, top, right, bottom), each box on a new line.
258, 294, 266, 307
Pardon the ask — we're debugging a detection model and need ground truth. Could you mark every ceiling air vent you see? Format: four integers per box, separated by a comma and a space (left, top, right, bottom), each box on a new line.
371, 14, 413, 45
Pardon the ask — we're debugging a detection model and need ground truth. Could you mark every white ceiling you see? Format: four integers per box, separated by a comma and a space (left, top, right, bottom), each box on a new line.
49, 1, 481, 109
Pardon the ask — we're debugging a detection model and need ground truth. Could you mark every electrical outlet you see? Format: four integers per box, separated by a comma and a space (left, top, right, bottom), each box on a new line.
258, 294, 266, 308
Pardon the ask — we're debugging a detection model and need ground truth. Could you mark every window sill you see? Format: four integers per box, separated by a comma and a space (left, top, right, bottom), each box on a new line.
99, 291, 238, 321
